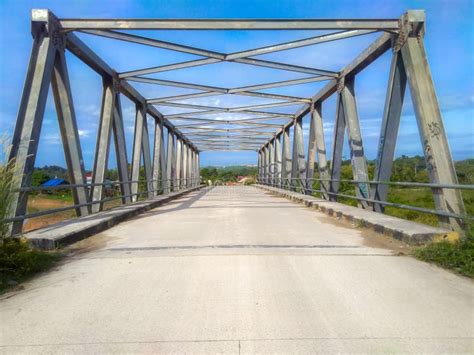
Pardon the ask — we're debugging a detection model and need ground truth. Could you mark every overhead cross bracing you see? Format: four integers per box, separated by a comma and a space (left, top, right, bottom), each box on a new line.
7, 9, 469, 235
71, 25, 386, 152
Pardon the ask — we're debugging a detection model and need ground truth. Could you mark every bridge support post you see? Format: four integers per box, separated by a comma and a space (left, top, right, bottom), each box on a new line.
313, 102, 330, 199
165, 129, 174, 193
399, 11, 465, 230
269, 139, 275, 186
262, 144, 267, 184
281, 127, 292, 189
152, 119, 164, 196
182, 142, 188, 189
195, 151, 200, 186
193, 150, 197, 187
141, 108, 153, 198
329, 93, 345, 201
291, 117, 306, 192
7, 12, 58, 234
188, 149, 193, 187
91, 78, 115, 211
112, 92, 132, 204
372, 52, 406, 212
341, 77, 370, 209
307, 102, 330, 198
257, 150, 262, 183
175, 138, 182, 191
51, 48, 90, 216
171, 134, 178, 191
274, 135, 282, 187
188, 146, 193, 187
130, 103, 152, 202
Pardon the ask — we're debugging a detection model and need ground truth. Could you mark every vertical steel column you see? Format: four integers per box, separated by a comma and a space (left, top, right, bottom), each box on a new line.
130, 103, 148, 202
171, 134, 178, 191
8, 12, 56, 234
306, 105, 318, 193
264, 144, 270, 184
274, 135, 282, 187
160, 124, 167, 192
192, 150, 197, 187
196, 152, 200, 185
400, 11, 465, 230
182, 142, 188, 188
141, 110, 153, 199
341, 77, 370, 209
329, 93, 345, 201
112, 92, 132, 204
291, 117, 306, 191
165, 129, 174, 193
372, 52, 406, 212
269, 139, 275, 186
188, 147, 194, 187
91, 77, 115, 212
193, 149, 198, 187
257, 150, 262, 183
175, 138, 182, 191
281, 127, 292, 189
313, 102, 331, 199
152, 119, 164, 196
51, 48, 89, 216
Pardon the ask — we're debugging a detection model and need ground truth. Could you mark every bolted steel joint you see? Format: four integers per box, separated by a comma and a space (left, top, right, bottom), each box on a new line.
336, 76, 345, 93
31, 9, 65, 51
50, 18, 66, 52
393, 10, 425, 52
112, 74, 121, 94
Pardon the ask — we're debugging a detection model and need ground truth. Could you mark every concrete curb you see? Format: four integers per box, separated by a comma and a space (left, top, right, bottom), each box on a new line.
255, 184, 458, 245
24, 186, 204, 250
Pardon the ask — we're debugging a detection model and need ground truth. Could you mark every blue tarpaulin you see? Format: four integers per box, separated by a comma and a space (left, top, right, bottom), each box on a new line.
41, 178, 68, 187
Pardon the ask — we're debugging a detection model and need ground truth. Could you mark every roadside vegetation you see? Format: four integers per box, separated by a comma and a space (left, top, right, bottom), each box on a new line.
201, 165, 257, 184
414, 228, 474, 278
0, 154, 61, 292
309, 156, 474, 278
311, 156, 473, 227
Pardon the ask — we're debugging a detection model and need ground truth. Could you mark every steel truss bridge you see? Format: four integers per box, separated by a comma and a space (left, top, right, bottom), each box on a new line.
6, 9, 473, 236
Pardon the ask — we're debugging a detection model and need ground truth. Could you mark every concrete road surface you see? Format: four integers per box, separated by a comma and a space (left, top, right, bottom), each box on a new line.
1, 186, 473, 353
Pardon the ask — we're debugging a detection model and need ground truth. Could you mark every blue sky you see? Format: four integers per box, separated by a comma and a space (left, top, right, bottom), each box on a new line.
0, 0, 472, 168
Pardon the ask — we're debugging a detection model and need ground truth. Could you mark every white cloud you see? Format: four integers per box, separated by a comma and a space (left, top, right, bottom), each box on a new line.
78, 129, 90, 138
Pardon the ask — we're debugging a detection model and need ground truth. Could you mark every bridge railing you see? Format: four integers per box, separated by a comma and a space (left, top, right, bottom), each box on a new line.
257, 176, 474, 228
5, 178, 202, 227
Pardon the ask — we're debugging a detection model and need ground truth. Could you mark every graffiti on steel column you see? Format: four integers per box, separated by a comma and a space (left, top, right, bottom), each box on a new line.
428, 122, 441, 139
358, 182, 369, 198
376, 134, 385, 163
423, 140, 437, 173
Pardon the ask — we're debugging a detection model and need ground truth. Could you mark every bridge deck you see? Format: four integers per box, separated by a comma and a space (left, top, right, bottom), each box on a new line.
1, 186, 473, 353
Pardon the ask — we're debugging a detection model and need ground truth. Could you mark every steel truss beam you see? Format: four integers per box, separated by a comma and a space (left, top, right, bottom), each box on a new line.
79, 28, 376, 80
128, 76, 331, 96
61, 19, 400, 30
64, 30, 197, 151
398, 11, 465, 230
258, 10, 466, 231
372, 51, 406, 212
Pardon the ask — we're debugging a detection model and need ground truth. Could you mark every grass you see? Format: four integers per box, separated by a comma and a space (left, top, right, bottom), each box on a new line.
308, 180, 474, 278
0, 152, 62, 292
385, 188, 439, 226
414, 231, 474, 278
0, 237, 62, 292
